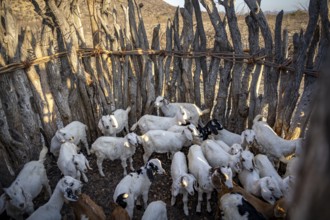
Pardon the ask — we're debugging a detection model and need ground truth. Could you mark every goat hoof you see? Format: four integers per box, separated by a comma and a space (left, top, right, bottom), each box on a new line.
196, 211, 201, 215
136, 204, 143, 210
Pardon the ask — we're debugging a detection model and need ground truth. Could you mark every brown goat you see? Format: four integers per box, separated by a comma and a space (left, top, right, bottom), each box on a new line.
106, 200, 130, 220
70, 193, 106, 220
211, 167, 287, 219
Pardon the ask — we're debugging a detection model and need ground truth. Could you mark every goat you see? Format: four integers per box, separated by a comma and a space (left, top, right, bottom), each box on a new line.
252, 115, 303, 164
254, 154, 291, 194
91, 133, 140, 176
50, 121, 90, 156
57, 142, 91, 182
113, 159, 166, 218
197, 119, 223, 140
167, 124, 201, 147
211, 168, 287, 219
201, 139, 242, 174
26, 176, 82, 220
141, 200, 167, 220
154, 96, 210, 126
188, 145, 219, 213
170, 151, 196, 216
137, 128, 193, 163
70, 193, 106, 220
240, 129, 256, 150
220, 193, 266, 220
130, 106, 188, 134
238, 151, 283, 205
1, 146, 51, 219
109, 193, 130, 220
98, 106, 131, 137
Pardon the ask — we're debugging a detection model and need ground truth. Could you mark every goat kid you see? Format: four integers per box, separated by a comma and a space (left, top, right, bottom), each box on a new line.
91, 133, 140, 176
98, 106, 131, 137
51, 121, 90, 156
171, 151, 196, 216
130, 106, 189, 134
1, 146, 51, 220
113, 159, 166, 219
141, 200, 167, 220
26, 176, 82, 220
137, 128, 193, 163
154, 96, 209, 126
70, 193, 106, 220
57, 142, 91, 182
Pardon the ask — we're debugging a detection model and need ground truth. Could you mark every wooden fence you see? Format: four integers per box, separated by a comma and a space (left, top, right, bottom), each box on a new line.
0, 0, 328, 186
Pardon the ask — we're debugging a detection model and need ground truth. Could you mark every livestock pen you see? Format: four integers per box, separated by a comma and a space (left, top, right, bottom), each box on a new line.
0, 0, 328, 219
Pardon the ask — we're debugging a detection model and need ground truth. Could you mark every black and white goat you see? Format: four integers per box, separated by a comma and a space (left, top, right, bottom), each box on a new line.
220, 192, 266, 220
113, 159, 166, 219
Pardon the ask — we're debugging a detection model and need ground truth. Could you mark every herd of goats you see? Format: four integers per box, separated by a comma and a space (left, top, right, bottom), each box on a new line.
0, 96, 302, 220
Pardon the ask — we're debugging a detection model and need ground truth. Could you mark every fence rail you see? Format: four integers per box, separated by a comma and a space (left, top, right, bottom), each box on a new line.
0, 48, 319, 76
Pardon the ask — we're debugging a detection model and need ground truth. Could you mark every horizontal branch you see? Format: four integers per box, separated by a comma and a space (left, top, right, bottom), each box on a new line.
0, 48, 319, 77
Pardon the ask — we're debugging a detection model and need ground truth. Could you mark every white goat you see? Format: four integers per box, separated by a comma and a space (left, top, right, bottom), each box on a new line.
26, 176, 82, 220
188, 145, 215, 213
90, 133, 140, 177
130, 106, 188, 134
220, 193, 267, 220
141, 200, 167, 220
154, 96, 210, 126
254, 154, 291, 194
1, 146, 51, 219
212, 127, 241, 147
167, 124, 201, 147
98, 106, 131, 137
241, 129, 256, 150
57, 142, 91, 183
212, 140, 243, 155
201, 140, 242, 174
137, 128, 193, 163
113, 159, 166, 219
50, 121, 90, 156
238, 151, 283, 205
171, 151, 196, 216
252, 115, 303, 164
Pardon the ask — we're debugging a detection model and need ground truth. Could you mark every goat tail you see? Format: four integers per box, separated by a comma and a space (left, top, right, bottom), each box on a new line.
200, 108, 210, 115
38, 145, 48, 163
253, 114, 264, 124
130, 122, 138, 131
126, 106, 131, 113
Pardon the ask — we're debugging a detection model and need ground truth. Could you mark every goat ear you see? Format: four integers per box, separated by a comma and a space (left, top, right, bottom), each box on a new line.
146, 169, 155, 182
164, 98, 169, 105
124, 141, 130, 148
98, 119, 104, 130
110, 115, 119, 128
